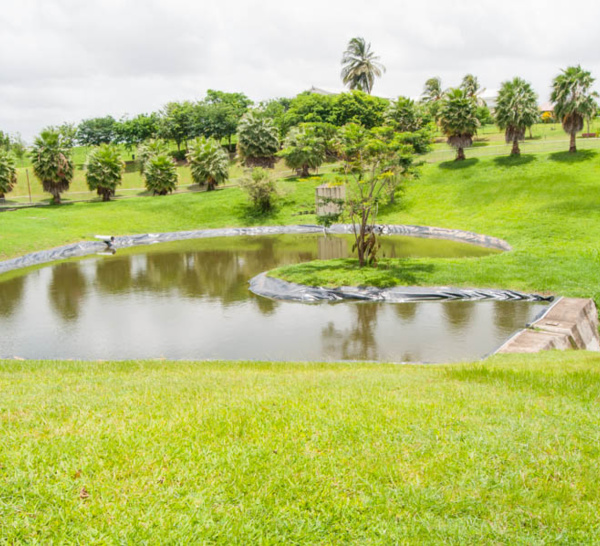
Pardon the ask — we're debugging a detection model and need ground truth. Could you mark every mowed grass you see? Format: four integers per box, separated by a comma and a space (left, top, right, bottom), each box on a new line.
1, 353, 600, 543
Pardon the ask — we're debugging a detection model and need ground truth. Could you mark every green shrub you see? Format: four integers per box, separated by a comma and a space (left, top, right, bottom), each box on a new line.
144, 154, 178, 195
240, 167, 277, 212
85, 144, 124, 201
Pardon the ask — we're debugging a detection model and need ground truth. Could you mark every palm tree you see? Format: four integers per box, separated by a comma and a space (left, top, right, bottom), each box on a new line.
551, 65, 598, 153
340, 37, 385, 95
421, 77, 443, 103
31, 129, 74, 204
237, 112, 280, 168
0, 149, 17, 201
439, 88, 480, 161
460, 74, 486, 105
495, 78, 539, 156
144, 154, 178, 195
85, 144, 124, 201
187, 137, 229, 191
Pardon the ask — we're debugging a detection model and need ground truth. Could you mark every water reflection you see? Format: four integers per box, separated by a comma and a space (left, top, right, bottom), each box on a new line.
322, 303, 379, 361
49, 262, 87, 321
394, 302, 418, 321
95, 257, 132, 294
442, 301, 476, 330
493, 300, 538, 336
0, 276, 25, 317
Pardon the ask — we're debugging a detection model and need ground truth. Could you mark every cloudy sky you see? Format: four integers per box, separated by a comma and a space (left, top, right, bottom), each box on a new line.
2, 0, 600, 141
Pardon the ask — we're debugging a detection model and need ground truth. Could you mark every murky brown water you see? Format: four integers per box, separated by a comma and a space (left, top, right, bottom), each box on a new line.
0, 234, 546, 362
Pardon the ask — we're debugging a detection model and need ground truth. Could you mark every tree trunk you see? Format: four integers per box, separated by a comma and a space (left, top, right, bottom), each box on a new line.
102, 191, 111, 202
456, 147, 465, 161
52, 191, 61, 205
511, 138, 520, 156
569, 131, 577, 153
207, 177, 215, 191
301, 164, 310, 178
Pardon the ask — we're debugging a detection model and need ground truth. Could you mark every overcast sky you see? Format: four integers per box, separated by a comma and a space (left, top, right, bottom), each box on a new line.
2, 0, 600, 141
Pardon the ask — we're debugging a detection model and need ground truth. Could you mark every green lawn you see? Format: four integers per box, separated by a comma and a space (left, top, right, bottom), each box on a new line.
2, 148, 600, 542
1, 353, 600, 543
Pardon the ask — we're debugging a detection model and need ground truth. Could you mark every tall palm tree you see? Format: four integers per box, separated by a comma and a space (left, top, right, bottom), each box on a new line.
31, 129, 74, 204
340, 37, 385, 95
439, 88, 480, 161
421, 77, 443, 103
460, 74, 486, 105
495, 77, 539, 156
551, 65, 598, 153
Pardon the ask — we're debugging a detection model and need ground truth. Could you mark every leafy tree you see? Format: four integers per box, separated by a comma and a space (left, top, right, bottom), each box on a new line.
85, 144, 124, 201
257, 97, 292, 136
421, 77, 444, 103
30, 129, 74, 204
330, 91, 388, 128
551, 65, 598, 153
386, 96, 432, 132
341, 37, 385, 94
278, 125, 326, 176
282, 93, 335, 133
144, 154, 178, 195
187, 137, 229, 191
0, 131, 27, 159
115, 113, 159, 149
136, 139, 169, 174
77, 116, 117, 146
237, 112, 280, 168
158, 101, 195, 151
0, 149, 17, 201
240, 167, 277, 213
439, 88, 480, 161
460, 74, 485, 104
495, 77, 539, 156
476, 105, 493, 126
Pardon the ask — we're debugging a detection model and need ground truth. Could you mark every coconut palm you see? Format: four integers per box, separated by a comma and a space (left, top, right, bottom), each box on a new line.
495, 78, 539, 156
340, 37, 385, 95
30, 129, 74, 204
421, 77, 443, 103
551, 65, 598, 153
144, 154, 178, 195
187, 137, 229, 191
439, 88, 480, 161
0, 149, 17, 201
85, 144, 124, 201
237, 112, 280, 168
460, 74, 486, 105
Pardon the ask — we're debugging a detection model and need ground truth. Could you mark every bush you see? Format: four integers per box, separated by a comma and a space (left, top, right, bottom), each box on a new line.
144, 154, 178, 195
237, 113, 280, 168
187, 137, 229, 191
85, 144, 124, 201
240, 168, 277, 212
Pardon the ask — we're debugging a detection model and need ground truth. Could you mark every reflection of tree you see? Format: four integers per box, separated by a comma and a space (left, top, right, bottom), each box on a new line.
49, 262, 87, 321
442, 301, 475, 331
394, 302, 417, 321
0, 275, 25, 317
251, 293, 279, 316
493, 301, 535, 335
321, 303, 379, 361
95, 256, 132, 294
318, 237, 348, 260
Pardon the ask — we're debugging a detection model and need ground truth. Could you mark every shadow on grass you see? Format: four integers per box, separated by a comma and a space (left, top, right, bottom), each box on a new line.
234, 202, 280, 226
438, 158, 479, 170
493, 154, 536, 167
549, 149, 597, 163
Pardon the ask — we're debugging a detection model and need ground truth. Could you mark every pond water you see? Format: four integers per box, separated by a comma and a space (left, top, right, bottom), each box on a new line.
0, 234, 547, 363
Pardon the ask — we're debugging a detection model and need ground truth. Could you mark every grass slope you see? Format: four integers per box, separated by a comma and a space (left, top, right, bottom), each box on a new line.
1, 353, 600, 543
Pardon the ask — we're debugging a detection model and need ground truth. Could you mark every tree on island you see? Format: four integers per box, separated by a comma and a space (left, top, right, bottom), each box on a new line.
551, 65, 598, 153
495, 77, 539, 156
341, 37, 385, 95
31, 129, 74, 204
438, 88, 480, 161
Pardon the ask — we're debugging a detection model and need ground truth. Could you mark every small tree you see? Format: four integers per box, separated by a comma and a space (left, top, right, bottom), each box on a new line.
136, 139, 169, 174
237, 112, 280, 168
31, 129, 74, 204
77, 116, 117, 146
85, 144, 124, 201
240, 167, 277, 213
0, 149, 17, 201
277, 125, 326, 177
495, 77, 539, 156
439, 88, 480, 161
144, 154, 178, 195
187, 137, 229, 191
551, 65, 598, 153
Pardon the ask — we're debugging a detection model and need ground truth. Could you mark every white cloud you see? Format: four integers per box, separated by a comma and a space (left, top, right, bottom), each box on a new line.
1, 0, 600, 140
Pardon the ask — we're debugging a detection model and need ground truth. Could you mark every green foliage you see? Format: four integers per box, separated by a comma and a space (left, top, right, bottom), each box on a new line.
30, 129, 74, 204
0, 130, 27, 159
439, 88, 480, 160
240, 167, 277, 212
76, 116, 117, 146
277, 125, 326, 177
187, 137, 229, 191
0, 149, 17, 199
551, 65, 598, 152
257, 97, 292, 136
460, 74, 484, 101
340, 37, 385, 94
386, 96, 432, 132
144, 154, 178, 196
495, 78, 539, 155
476, 105, 493, 126
421, 77, 443, 103
237, 113, 280, 168
85, 144, 124, 201
136, 139, 169, 175
282, 93, 335, 133
330, 90, 388, 129
158, 101, 195, 151
115, 113, 159, 149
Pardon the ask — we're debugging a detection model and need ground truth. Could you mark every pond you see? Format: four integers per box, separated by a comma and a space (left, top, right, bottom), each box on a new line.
0, 234, 547, 362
